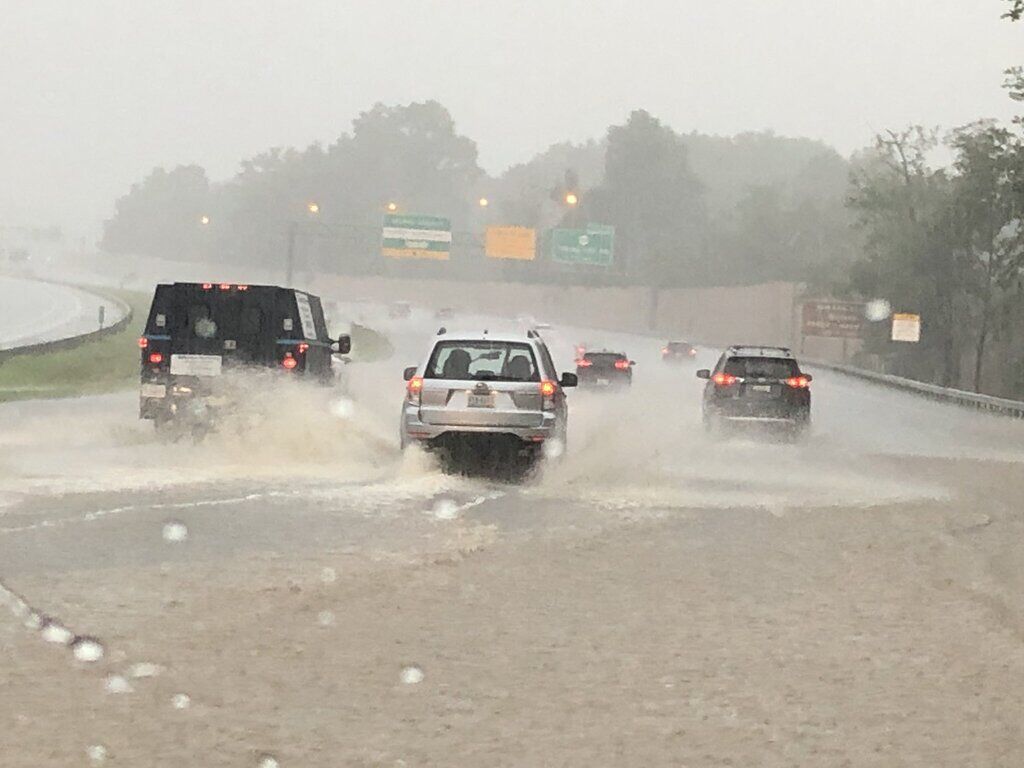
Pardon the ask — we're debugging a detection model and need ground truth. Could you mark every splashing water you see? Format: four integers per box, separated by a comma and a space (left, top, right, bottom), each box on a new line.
162, 521, 189, 542
104, 675, 133, 694
431, 498, 458, 520
865, 298, 892, 322
86, 744, 108, 764
400, 665, 425, 684
72, 637, 105, 662
40, 621, 74, 645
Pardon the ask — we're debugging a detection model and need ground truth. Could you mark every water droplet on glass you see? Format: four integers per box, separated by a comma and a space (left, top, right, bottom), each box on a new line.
256, 754, 280, 768
162, 521, 188, 542
86, 744, 108, 764
320, 567, 337, 584
431, 499, 458, 520
400, 665, 424, 684
171, 693, 191, 710
317, 610, 335, 627
72, 636, 105, 662
40, 620, 74, 645
129, 662, 163, 678
104, 674, 133, 694
23, 611, 43, 630
864, 298, 892, 322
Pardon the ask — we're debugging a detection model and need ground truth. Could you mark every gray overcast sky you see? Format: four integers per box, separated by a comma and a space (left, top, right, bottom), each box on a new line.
1, 0, 1021, 238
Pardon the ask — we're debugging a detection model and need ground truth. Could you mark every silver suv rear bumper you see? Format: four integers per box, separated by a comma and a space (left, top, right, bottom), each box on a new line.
402, 404, 560, 443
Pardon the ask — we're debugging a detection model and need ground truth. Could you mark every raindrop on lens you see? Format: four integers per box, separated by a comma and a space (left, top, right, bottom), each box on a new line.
330, 397, 355, 419
317, 610, 335, 627
400, 665, 424, 684
162, 521, 188, 542
72, 637, 105, 662
86, 744, 108, 764
543, 438, 565, 460
104, 674, 133, 694
40, 621, 74, 645
864, 298, 892, 322
256, 754, 280, 768
320, 567, 337, 584
129, 662, 162, 678
172, 693, 191, 710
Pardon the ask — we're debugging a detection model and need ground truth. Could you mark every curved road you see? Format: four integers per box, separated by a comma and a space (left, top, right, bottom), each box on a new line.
0, 276, 124, 351
2, 311, 1024, 766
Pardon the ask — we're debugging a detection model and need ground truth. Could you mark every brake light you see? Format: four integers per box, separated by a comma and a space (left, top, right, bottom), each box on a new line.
539, 380, 557, 397
148, 352, 163, 364
138, 337, 148, 349
662, 347, 669, 355
202, 283, 213, 290
298, 343, 309, 353
712, 372, 737, 386
407, 375, 423, 405
282, 353, 298, 370
219, 283, 231, 291
576, 359, 593, 367
786, 376, 810, 389
237, 285, 249, 291
689, 349, 697, 356
614, 359, 630, 370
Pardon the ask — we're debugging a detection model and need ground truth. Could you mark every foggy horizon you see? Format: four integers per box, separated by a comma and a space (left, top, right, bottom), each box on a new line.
2, 0, 1022, 237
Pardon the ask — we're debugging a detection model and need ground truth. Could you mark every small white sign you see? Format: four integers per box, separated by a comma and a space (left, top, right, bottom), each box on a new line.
891, 313, 921, 343
140, 383, 166, 399
295, 293, 315, 339
170, 354, 223, 376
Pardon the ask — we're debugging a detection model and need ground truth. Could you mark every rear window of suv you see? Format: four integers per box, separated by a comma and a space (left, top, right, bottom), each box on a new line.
722, 356, 800, 378
426, 340, 539, 382
583, 353, 626, 366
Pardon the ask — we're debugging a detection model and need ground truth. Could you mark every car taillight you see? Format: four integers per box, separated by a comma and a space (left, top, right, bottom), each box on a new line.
662, 347, 669, 355
712, 372, 737, 386
688, 349, 697, 356
298, 342, 309, 353
237, 284, 249, 291
202, 283, 213, 290
138, 337, 149, 349
282, 353, 298, 370
576, 359, 593, 367
785, 376, 810, 389
148, 352, 164, 364
407, 375, 423, 404
540, 379, 557, 410
219, 283, 231, 291
614, 359, 630, 370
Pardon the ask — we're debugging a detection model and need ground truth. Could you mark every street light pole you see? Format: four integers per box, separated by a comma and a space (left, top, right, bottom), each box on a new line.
285, 221, 298, 286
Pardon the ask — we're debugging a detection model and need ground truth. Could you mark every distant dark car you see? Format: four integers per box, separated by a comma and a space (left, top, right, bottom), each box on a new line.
662, 340, 697, 362
576, 351, 634, 388
697, 346, 811, 436
138, 282, 350, 433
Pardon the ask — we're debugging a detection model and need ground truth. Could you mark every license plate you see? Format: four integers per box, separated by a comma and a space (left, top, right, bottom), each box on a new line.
596, 378, 609, 385
751, 384, 773, 393
140, 383, 166, 399
170, 354, 222, 377
468, 393, 495, 408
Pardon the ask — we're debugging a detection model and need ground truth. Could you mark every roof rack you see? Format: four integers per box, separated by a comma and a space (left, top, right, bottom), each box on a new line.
726, 345, 793, 358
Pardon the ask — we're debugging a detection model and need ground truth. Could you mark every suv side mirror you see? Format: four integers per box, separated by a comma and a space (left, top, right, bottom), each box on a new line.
333, 335, 352, 355
403, 366, 417, 382
803, 373, 813, 382
559, 372, 578, 388
696, 369, 711, 379
629, 360, 636, 366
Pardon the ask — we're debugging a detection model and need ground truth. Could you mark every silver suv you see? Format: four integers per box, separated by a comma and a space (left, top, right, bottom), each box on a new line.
400, 329, 577, 468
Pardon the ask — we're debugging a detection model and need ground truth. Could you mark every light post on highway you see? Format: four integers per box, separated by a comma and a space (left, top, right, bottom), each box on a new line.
285, 201, 321, 286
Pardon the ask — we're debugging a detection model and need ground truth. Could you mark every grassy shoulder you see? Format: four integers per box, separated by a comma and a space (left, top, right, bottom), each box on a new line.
0, 295, 392, 403
0, 289, 148, 403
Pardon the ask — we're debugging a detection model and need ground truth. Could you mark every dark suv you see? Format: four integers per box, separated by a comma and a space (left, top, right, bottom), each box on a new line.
697, 346, 811, 435
576, 350, 634, 388
139, 282, 350, 432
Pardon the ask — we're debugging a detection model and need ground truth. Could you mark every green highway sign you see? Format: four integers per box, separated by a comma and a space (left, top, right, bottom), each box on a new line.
549, 224, 615, 266
382, 213, 451, 260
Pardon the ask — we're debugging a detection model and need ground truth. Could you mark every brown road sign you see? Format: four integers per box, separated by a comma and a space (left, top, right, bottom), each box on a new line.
801, 300, 866, 339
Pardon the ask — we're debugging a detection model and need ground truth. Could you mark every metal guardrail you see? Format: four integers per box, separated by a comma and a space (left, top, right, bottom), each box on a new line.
807, 359, 1024, 418
0, 284, 133, 364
